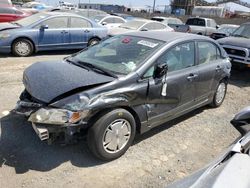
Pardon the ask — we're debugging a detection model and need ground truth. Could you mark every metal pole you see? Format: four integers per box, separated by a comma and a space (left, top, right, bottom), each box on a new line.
153, 0, 156, 13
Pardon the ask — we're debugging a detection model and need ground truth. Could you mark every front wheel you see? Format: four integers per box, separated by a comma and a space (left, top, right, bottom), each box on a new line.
87, 109, 136, 161
210, 80, 227, 107
12, 38, 34, 57
87, 38, 100, 46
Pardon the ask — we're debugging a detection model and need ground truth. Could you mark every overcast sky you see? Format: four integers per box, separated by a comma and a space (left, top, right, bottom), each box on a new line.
39, 0, 250, 7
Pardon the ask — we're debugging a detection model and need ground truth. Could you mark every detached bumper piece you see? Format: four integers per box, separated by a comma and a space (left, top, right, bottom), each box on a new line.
32, 123, 49, 141
14, 100, 43, 116
31, 122, 88, 144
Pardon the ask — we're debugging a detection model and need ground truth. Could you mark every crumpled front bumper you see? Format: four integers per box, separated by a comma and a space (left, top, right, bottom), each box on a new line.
13, 100, 88, 143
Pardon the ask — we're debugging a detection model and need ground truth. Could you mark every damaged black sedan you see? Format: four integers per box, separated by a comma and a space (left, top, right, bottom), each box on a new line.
15, 31, 231, 160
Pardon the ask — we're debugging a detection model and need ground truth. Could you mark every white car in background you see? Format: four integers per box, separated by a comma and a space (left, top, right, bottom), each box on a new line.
93, 15, 127, 29
151, 16, 183, 25
108, 19, 174, 36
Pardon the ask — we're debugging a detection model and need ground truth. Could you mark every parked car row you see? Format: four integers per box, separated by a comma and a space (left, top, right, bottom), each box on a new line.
0, 4, 249, 69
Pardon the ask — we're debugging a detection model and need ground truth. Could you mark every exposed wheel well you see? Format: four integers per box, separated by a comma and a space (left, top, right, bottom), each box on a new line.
89, 36, 101, 42
221, 76, 229, 84
88, 106, 142, 134
12, 37, 36, 52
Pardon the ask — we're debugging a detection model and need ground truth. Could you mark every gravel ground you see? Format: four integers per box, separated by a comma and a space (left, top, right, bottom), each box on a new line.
0, 51, 249, 188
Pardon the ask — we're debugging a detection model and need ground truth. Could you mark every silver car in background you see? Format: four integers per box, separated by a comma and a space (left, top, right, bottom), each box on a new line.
108, 19, 174, 36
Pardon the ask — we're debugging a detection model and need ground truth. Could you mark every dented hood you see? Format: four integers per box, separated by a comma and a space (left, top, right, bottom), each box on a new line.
0, 22, 20, 31
218, 37, 250, 49
23, 61, 115, 103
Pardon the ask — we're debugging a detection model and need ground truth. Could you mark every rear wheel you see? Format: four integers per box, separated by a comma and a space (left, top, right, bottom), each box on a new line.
12, 38, 34, 57
87, 38, 100, 46
87, 109, 136, 161
210, 80, 227, 107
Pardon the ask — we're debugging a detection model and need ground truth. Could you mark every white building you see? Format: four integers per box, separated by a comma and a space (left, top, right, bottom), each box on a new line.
218, 2, 250, 13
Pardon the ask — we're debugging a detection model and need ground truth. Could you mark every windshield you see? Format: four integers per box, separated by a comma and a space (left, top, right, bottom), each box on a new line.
217, 26, 238, 35
14, 13, 49, 27
232, 24, 250, 38
73, 35, 164, 75
94, 15, 106, 22
151, 17, 164, 22
119, 20, 146, 30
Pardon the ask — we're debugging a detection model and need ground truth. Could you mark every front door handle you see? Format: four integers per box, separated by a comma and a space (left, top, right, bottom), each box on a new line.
61, 30, 69, 34
84, 29, 90, 33
187, 73, 198, 81
216, 65, 222, 71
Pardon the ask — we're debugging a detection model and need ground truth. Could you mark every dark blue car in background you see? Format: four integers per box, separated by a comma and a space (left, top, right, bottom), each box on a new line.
0, 12, 108, 56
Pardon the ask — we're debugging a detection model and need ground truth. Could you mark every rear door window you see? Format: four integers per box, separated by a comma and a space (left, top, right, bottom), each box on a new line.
113, 17, 125, 23
198, 42, 220, 64
103, 17, 114, 24
143, 23, 166, 30
71, 17, 92, 28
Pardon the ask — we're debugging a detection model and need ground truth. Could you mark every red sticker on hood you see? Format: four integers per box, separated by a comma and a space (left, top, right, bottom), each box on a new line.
122, 37, 132, 43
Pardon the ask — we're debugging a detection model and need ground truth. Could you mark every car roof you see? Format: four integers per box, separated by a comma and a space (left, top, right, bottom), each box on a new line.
188, 17, 214, 20
125, 31, 211, 43
43, 11, 83, 17
242, 22, 250, 25
220, 24, 239, 28
152, 16, 179, 20
131, 18, 164, 23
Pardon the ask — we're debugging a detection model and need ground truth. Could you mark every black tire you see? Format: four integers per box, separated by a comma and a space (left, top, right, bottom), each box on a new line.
87, 38, 100, 46
210, 79, 227, 107
12, 38, 34, 57
87, 109, 136, 161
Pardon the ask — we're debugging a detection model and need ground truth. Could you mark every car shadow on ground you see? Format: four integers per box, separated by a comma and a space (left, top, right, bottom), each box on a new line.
0, 50, 79, 58
0, 114, 104, 174
230, 68, 250, 87
0, 107, 206, 174
134, 107, 206, 145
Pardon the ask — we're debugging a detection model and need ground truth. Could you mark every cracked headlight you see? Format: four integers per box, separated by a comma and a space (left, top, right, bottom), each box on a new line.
0, 33, 10, 39
28, 108, 89, 125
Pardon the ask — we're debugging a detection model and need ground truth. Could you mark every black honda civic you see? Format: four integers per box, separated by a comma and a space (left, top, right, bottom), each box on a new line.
15, 31, 231, 160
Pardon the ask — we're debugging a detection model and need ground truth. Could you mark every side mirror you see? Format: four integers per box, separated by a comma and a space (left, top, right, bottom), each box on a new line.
216, 25, 220, 29
102, 22, 107, 26
40, 25, 48, 30
153, 63, 168, 79
231, 106, 250, 135
141, 28, 148, 31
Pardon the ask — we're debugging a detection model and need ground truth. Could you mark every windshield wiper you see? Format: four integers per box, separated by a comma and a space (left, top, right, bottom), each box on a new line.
64, 57, 90, 71
77, 60, 118, 78
65, 57, 118, 78
233, 34, 248, 38
11, 22, 21, 26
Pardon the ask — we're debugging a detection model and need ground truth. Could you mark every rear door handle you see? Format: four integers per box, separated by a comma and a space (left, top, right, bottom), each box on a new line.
187, 73, 198, 81
84, 29, 90, 33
